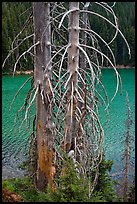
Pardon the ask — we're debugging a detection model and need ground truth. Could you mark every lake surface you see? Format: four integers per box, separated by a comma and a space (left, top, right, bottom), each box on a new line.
2, 69, 135, 180
100, 69, 135, 181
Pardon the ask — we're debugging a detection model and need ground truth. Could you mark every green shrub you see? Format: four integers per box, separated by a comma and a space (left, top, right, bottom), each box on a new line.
47, 155, 89, 202
89, 154, 118, 202
2, 153, 121, 202
2, 179, 15, 192
127, 177, 135, 202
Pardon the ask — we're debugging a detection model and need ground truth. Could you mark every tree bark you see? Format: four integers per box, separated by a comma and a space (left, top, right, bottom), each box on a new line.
63, 2, 79, 153
78, 4, 88, 162
33, 2, 55, 191
123, 92, 131, 201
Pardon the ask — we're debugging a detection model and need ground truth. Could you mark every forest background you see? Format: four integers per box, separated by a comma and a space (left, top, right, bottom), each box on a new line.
2, 2, 135, 74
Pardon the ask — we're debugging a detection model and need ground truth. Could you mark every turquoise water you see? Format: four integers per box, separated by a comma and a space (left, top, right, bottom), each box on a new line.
101, 69, 135, 180
2, 69, 135, 179
2, 75, 35, 169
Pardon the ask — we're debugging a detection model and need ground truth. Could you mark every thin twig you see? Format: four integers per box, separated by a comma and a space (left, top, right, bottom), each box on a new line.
9, 76, 33, 111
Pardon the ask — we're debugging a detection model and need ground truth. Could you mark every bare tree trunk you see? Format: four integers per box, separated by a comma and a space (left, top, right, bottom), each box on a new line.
33, 2, 55, 191
77, 4, 89, 163
123, 92, 131, 201
80, 4, 88, 70
63, 2, 79, 153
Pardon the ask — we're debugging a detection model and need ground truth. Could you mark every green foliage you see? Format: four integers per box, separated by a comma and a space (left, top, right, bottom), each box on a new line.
46, 154, 90, 202
39, 153, 118, 202
2, 177, 38, 202
90, 155, 118, 202
90, 192, 108, 202
127, 177, 135, 202
2, 154, 121, 202
2, 179, 15, 193
2, 2, 135, 74
2, 2, 33, 73
89, 2, 135, 67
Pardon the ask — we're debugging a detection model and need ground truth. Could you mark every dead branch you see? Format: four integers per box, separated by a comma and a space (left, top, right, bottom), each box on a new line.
9, 76, 33, 111
80, 10, 131, 57
13, 41, 39, 76
2, 34, 34, 69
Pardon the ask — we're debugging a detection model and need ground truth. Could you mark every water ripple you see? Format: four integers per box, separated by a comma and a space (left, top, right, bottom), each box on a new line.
2, 71, 135, 179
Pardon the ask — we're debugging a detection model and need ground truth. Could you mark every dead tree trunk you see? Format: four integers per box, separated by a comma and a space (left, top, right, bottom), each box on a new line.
123, 91, 131, 201
77, 3, 89, 163
63, 2, 79, 153
33, 2, 55, 191
80, 3, 88, 70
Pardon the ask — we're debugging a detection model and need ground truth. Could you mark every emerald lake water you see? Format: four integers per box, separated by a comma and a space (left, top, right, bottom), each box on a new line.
2, 69, 135, 180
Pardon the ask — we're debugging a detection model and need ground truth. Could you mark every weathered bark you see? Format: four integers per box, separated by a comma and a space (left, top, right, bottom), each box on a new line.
77, 4, 88, 162
80, 5, 88, 70
123, 92, 131, 201
63, 2, 79, 153
33, 2, 55, 191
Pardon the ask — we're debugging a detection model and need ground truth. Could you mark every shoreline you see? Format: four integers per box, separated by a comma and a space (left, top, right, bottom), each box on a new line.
104, 65, 135, 69
2, 70, 34, 76
2, 66, 135, 76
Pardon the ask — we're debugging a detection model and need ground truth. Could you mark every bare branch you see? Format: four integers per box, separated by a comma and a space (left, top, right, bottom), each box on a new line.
19, 85, 39, 130
13, 41, 40, 76
80, 10, 131, 57
79, 43, 121, 102
2, 34, 34, 69
95, 2, 119, 45
58, 8, 79, 29
44, 45, 67, 72
9, 76, 33, 111
11, 12, 33, 50
79, 27, 116, 66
